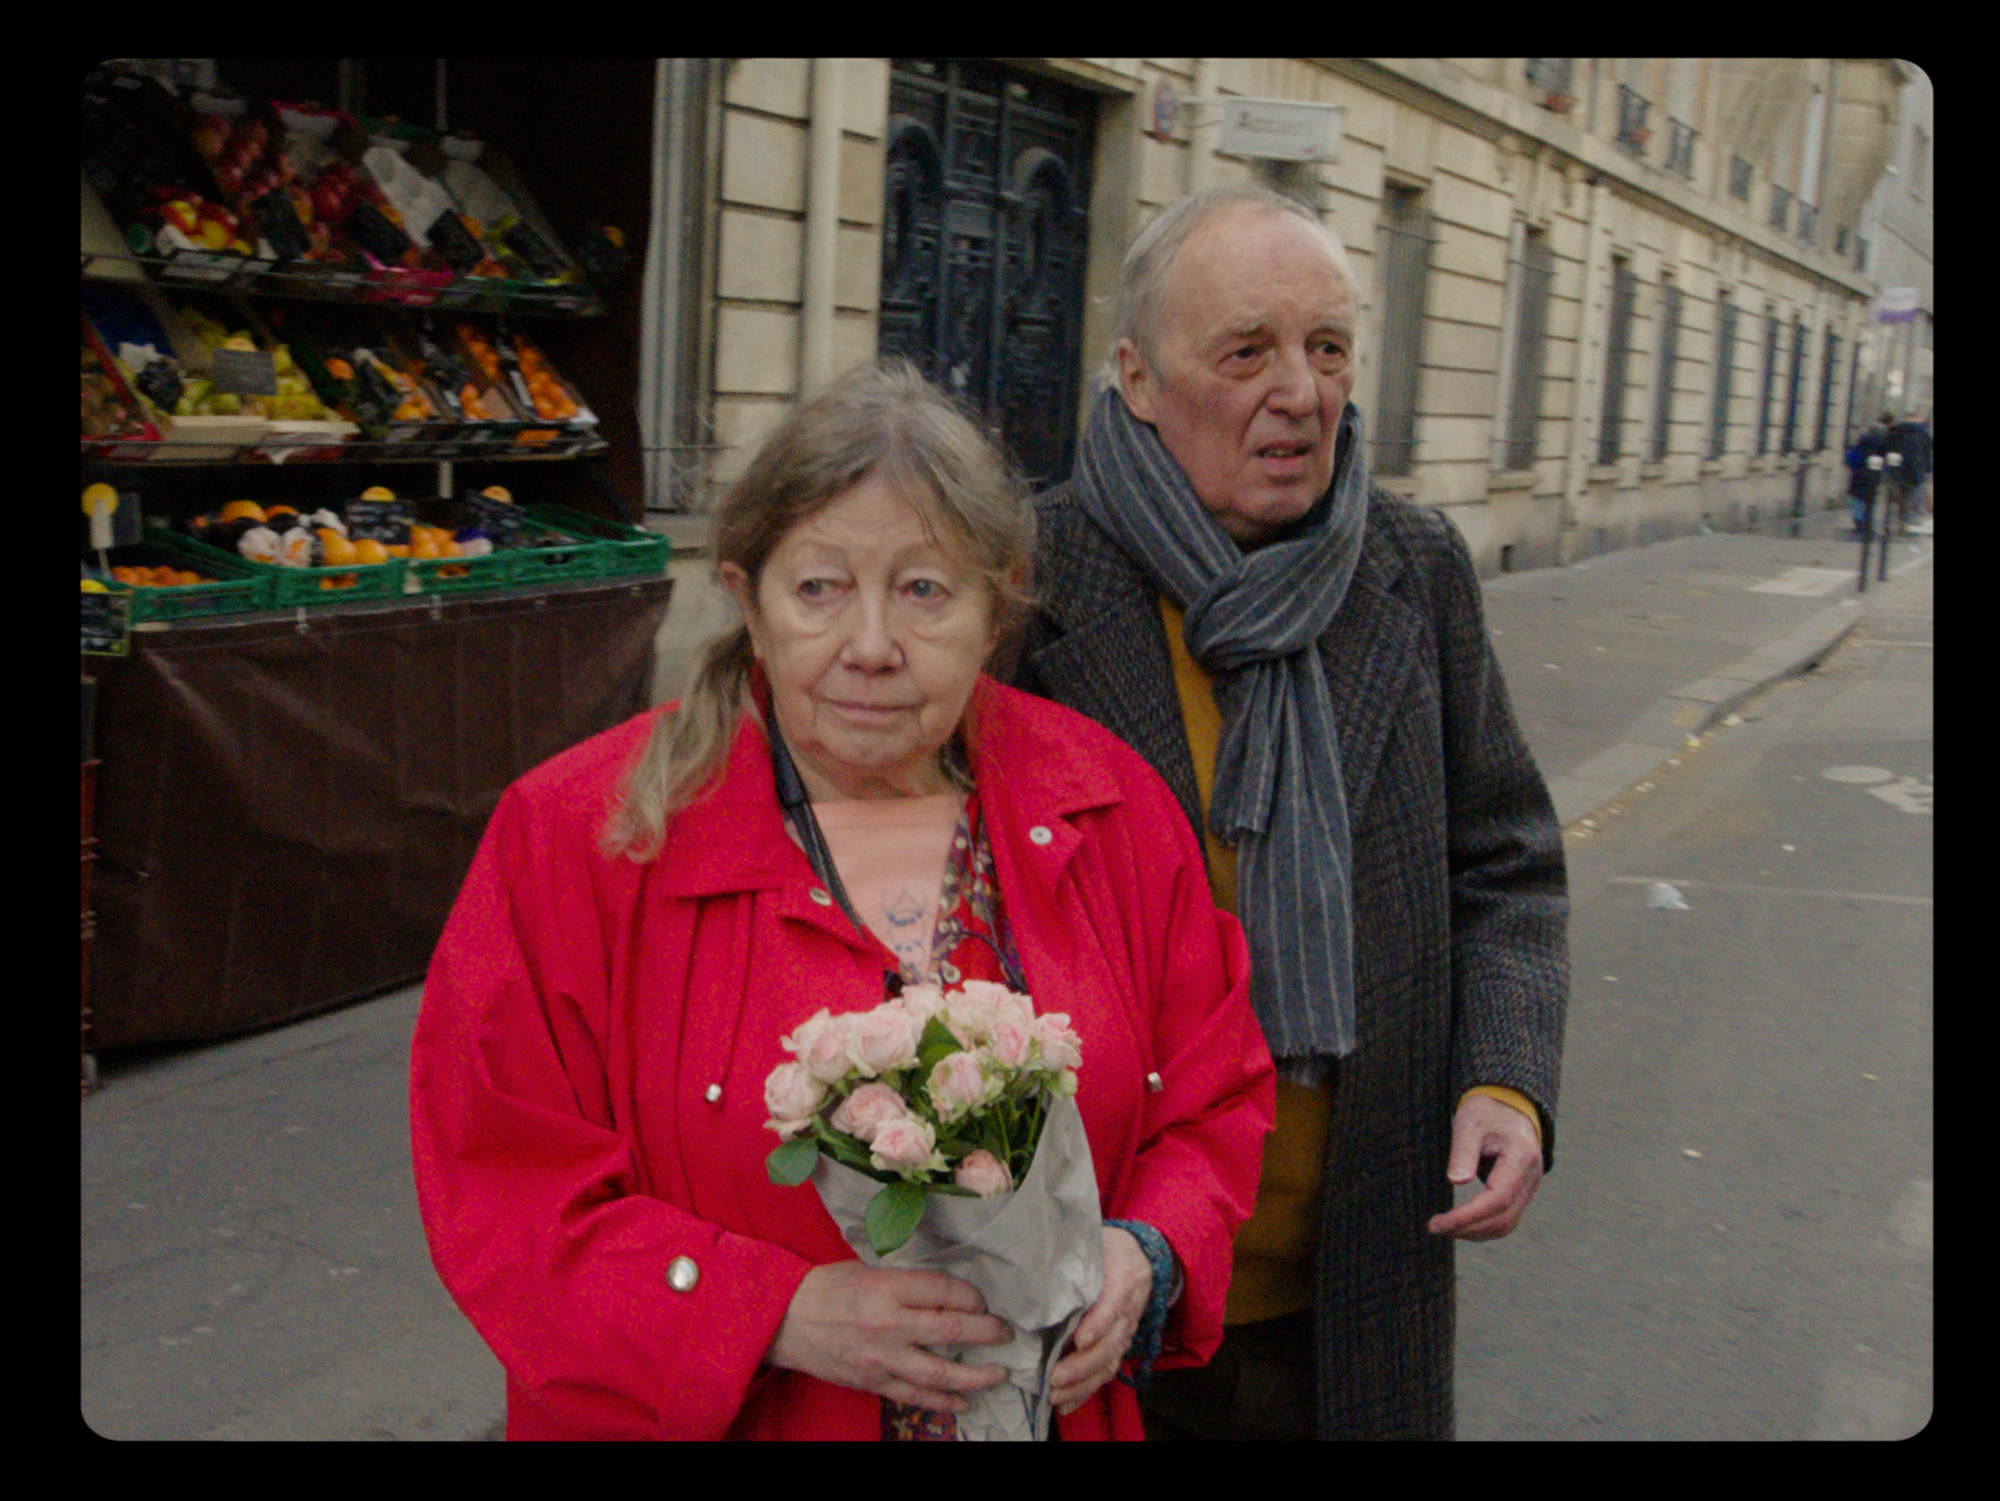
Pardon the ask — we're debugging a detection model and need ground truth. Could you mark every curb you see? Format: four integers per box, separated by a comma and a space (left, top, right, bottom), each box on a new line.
1545, 602, 1862, 828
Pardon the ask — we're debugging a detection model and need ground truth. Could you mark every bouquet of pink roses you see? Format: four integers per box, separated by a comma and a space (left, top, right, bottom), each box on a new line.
765, 979, 1103, 1441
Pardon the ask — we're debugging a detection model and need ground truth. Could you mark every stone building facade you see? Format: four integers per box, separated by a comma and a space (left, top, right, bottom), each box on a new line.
651, 57, 1920, 595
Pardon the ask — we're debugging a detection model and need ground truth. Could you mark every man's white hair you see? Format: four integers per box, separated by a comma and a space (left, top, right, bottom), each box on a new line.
1108, 186, 1360, 379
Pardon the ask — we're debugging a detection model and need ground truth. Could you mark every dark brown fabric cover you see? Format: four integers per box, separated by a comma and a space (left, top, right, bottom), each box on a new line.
1014, 487, 1569, 1440
90, 578, 672, 1047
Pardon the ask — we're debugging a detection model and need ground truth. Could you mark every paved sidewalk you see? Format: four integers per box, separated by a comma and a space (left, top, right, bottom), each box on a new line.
79, 504, 1934, 1440
1483, 508, 1932, 825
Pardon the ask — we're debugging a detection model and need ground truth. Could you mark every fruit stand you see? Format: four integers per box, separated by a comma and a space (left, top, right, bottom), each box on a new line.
81, 61, 669, 1072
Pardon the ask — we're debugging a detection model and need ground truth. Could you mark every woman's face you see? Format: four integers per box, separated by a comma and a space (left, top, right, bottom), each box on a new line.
722, 472, 997, 801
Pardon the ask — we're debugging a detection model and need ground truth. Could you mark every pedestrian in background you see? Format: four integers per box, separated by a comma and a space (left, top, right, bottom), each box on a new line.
1847, 414, 1891, 538
1011, 186, 1570, 1440
1888, 409, 1932, 519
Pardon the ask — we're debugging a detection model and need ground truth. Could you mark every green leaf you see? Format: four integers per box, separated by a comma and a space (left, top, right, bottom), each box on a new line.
916, 1015, 962, 1074
810, 1119, 884, 1175
865, 1180, 928, 1256
766, 1134, 821, 1186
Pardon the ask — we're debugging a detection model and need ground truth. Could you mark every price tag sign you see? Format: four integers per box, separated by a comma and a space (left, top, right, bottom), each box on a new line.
212, 347, 278, 396
82, 590, 132, 657
462, 491, 525, 546
345, 497, 413, 542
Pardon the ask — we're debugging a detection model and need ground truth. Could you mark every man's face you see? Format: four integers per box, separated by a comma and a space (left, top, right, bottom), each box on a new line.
1117, 206, 1358, 545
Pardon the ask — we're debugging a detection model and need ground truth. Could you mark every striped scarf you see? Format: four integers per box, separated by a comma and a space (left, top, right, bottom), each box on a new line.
1070, 388, 1368, 1067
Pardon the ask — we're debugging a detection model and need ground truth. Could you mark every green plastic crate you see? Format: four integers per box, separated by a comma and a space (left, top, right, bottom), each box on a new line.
172, 531, 406, 608
524, 504, 671, 580
502, 514, 611, 587
403, 545, 519, 597
106, 533, 271, 623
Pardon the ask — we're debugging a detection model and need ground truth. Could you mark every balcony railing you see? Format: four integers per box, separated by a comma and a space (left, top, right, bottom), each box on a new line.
1798, 203, 1818, 246
1770, 184, 1792, 232
1835, 224, 1850, 256
1616, 84, 1651, 157
1527, 57, 1575, 111
1855, 236, 1870, 272
1729, 155, 1753, 201
1666, 119, 1696, 180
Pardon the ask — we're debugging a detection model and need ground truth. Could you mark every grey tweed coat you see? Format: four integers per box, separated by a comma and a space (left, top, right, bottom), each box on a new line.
1011, 483, 1570, 1440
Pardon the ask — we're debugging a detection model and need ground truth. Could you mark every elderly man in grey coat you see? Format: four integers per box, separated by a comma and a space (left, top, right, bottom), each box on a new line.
1012, 186, 1569, 1440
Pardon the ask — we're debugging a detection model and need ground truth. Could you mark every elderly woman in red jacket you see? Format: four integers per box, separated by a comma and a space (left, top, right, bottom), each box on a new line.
410, 362, 1274, 1441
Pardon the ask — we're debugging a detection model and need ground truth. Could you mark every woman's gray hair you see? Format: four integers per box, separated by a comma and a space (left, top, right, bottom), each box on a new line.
601, 359, 1034, 861
1110, 185, 1359, 371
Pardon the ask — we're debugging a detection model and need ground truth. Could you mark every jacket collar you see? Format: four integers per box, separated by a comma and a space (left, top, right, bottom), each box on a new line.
651, 679, 1123, 900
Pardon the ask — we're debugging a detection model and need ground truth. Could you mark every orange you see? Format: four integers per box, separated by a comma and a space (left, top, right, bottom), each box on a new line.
111, 566, 136, 584
219, 500, 267, 524
352, 538, 389, 566
411, 534, 441, 560
385, 544, 410, 558
317, 529, 358, 567
441, 539, 463, 558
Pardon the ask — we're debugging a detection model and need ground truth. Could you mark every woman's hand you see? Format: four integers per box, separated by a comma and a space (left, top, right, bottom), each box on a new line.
1049, 1226, 1153, 1415
766, 1263, 1013, 1413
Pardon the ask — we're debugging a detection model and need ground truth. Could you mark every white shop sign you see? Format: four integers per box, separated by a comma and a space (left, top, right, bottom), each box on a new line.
1216, 98, 1345, 162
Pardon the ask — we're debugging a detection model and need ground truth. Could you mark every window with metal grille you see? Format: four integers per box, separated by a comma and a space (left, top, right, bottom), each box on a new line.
1780, 316, 1806, 453
1855, 235, 1869, 272
1710, 296, 1737, 459
1598, 260, 1637, 465
1729, 156, 1753, 200
1651, 281, 1682, 461
1503, 230, 1554, 471
1527, 58, 1573, 98
1755, 311, 1778, 456
1667, 119, 1696, 179
1373, 186, 1433, 477
1616, 85, 1651, 156
1813, 326, 1839, 451
1770, 185, 1792, 232
1835, 224, 1850, 255
1798, 203, 1817, 245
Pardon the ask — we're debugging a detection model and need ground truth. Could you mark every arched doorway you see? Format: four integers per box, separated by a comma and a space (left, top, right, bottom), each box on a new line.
877, 60, 1095, 489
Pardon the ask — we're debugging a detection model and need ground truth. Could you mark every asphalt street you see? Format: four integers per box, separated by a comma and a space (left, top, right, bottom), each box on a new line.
1456, 546, 1933, 1440
80, 507, 1933, 1441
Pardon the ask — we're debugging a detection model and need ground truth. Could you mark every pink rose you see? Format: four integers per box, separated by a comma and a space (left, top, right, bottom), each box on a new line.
988, 988, 1036, 1037
1033, 1012, 1083, 1072
829, 1081, 913, 1143
953, 1149, 1014, 1198
844, 1004, 920, 1078
990, 1017, 1034, 1070
927, 1048, 996, 1121
869, 1116, 939, 1176
763, 1062, 828, 1140
783, 1009, 853, 1084
895, 983, 947, 1026
943, 989, 997, 1049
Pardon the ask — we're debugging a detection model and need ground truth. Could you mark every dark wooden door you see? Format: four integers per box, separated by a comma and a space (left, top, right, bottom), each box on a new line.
878, 60, 1095, 489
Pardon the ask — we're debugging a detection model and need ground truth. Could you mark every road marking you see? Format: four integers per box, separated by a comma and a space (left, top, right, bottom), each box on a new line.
1822, 765, 1894, 784
1610, 876, 1931, 906
1889, 1181, 1932, 1256
1749, 567, 1855, 596
1866, 776, 1933, 815
1890, 548, 1933, 576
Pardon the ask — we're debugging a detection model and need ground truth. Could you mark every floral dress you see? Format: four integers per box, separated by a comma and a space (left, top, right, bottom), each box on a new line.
865, 791, 1021, 1441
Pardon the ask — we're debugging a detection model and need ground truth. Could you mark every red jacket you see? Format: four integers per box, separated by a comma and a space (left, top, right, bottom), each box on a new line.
410, 678, 1274, 1440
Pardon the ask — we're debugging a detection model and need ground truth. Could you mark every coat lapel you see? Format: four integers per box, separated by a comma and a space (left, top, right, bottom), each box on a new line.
1317, 521, 1424, 829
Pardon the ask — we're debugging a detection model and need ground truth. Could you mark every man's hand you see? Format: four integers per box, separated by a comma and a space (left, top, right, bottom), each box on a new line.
1049, 1226, 1153, 1415
766, 1263, 1012, 1413
1426, 1092, 1544, 1241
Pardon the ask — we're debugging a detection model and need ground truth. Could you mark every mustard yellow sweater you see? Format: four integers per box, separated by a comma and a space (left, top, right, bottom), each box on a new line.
1159, 598, 1540, 1324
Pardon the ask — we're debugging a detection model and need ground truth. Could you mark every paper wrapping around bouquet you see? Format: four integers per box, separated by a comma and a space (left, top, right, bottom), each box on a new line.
811, 1094, 1105, 1441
